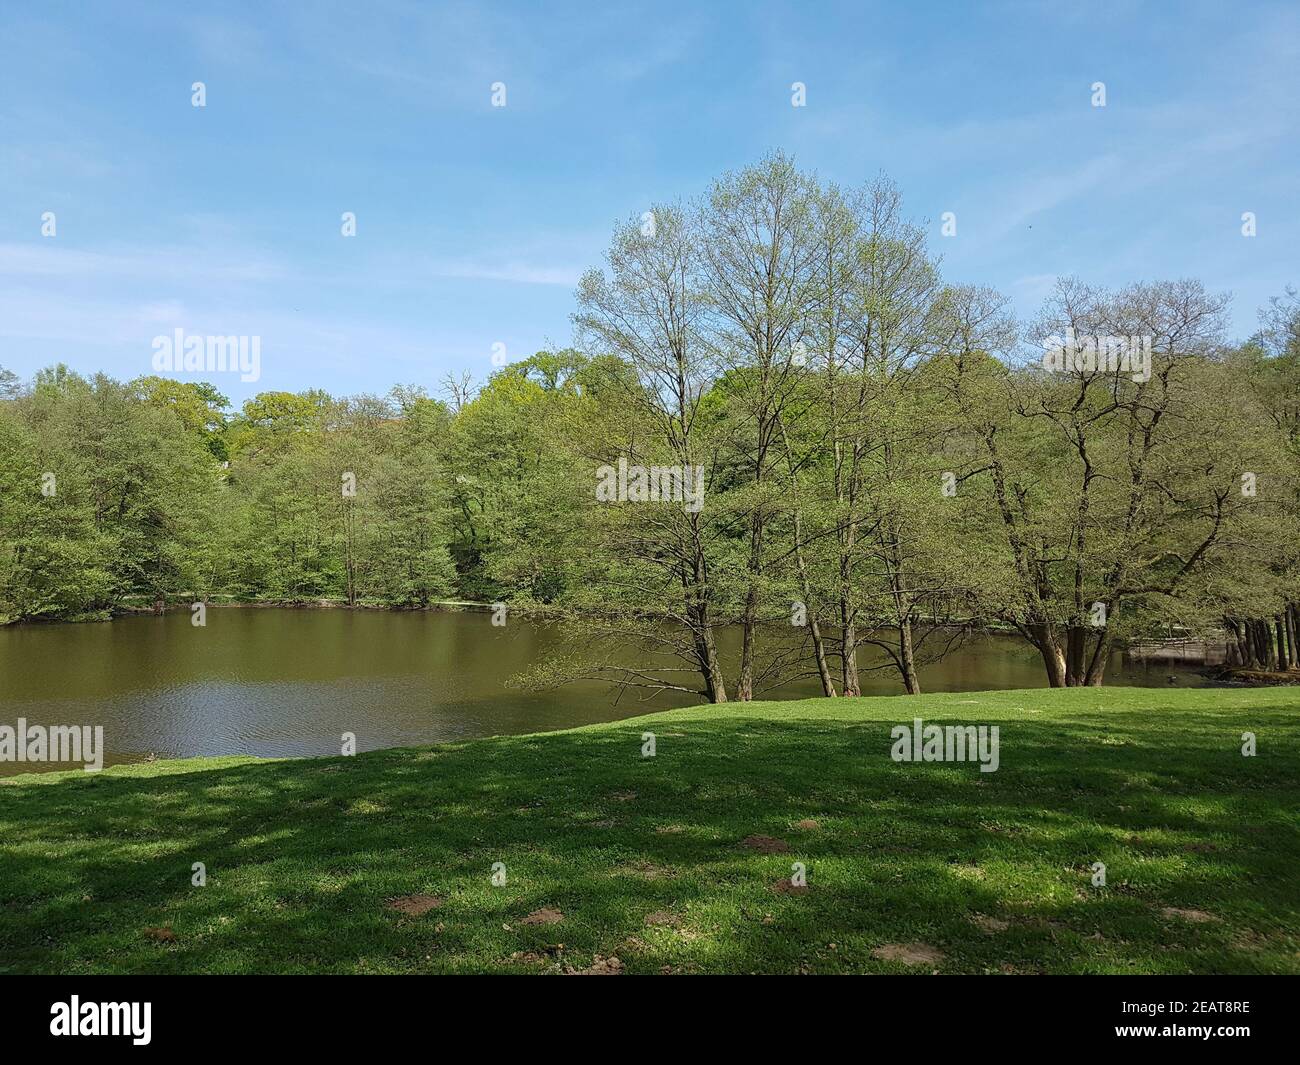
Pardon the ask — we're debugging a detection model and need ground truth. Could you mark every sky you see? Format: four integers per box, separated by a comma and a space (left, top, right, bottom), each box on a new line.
1, 0, 1297, 405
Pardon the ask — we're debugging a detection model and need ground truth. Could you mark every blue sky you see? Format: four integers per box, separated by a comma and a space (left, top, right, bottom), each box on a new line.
1, 0, 1296, 404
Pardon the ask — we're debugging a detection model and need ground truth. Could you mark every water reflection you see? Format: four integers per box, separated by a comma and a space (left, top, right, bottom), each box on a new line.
0, 609, 1205, 774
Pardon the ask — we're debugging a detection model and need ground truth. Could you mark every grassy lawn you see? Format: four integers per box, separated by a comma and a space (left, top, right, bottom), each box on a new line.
2, 686, 1297, 974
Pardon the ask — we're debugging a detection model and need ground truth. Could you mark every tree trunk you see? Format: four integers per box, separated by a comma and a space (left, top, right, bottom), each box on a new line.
836, 512, 860, 697
779, 418, 836, 698
737, 595, 756, 701
840, 609, 859, 697
1289, 605, 1300, 671
1031, 624, 1067, 687
686, 528, 727, 703
899, 617, 920, 694
1223, 619, 1242, 667
793, 562, 835, 698
1083, 627, 1111, 686
1255, 619, 1273, 669
1066, 624, 1088, 686
702, 630, 728, 703
736, 507, 764, 701
689, 607, 728, 704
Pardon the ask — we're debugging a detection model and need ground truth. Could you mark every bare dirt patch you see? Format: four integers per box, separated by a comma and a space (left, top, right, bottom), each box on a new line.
999, 962, 1043, 975
567, 954, 623, 975
508, 950, 548, 965
645, 910, 682, 927
615, 861, 676, 880
741, 834, 791, 854
871, 942, 945, 967
521, 907, 565, 925
1161, 907, 1219, 923
1230, 930, 1271, 953
387, 894, 443, 917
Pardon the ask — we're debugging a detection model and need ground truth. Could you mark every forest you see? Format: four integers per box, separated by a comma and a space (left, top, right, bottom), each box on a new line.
2, 155, 1298, 699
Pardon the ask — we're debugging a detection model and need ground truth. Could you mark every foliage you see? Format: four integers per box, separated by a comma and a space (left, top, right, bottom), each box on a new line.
1, 161, 1297, 697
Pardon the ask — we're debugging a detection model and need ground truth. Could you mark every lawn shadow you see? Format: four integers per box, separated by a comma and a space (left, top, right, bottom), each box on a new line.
2, 707, 1297, 973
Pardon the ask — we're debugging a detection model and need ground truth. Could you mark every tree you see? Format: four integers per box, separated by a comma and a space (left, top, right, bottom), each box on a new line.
698, 151, 821, 700
573, 204, 734, 701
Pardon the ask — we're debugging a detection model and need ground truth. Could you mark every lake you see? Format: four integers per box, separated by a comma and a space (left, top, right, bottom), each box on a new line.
0, 608, 1206, 774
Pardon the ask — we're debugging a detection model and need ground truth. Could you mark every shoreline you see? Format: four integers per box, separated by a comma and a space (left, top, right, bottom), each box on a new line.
4, 685, 1298, 974
119, 596, 498, 614
3, 681, 1293, 786
10, 601, 1294, 688
3, 597, 500, 626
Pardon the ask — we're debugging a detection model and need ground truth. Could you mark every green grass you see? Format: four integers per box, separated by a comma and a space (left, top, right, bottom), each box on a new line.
2, 687, 1298, 974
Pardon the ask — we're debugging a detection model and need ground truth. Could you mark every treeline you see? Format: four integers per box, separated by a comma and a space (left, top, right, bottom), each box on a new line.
2, 154, 1298, 697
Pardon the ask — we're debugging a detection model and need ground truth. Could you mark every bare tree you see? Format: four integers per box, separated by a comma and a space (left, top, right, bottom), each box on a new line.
698, 151, 821, 700
573, 203, 730, 702
439, 371, 477, 413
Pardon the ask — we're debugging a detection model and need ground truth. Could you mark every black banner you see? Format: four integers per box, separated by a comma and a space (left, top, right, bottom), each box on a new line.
0, 975, 1291, 1051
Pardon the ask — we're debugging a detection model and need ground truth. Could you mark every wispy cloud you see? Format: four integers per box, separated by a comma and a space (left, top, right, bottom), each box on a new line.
0, 243, 287, 284
426, 258, 581, 287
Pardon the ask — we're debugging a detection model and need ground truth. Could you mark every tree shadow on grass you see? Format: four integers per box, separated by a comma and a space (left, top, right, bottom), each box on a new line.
1, 710, 1297, 973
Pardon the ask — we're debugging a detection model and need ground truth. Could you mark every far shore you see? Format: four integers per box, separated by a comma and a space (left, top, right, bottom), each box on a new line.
119, 597, 497, 614
8, 599, 1295, 688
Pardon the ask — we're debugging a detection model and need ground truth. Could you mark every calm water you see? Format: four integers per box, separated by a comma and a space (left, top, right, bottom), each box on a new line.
0, 608, 1204, 774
